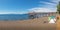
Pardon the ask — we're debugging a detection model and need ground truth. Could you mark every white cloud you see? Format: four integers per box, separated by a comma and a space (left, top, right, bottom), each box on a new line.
28, 0, 59, 13
39, 0, 58, 7
39, 1, 56, 5
28, 7, 57, 12
50, 0, 60, 4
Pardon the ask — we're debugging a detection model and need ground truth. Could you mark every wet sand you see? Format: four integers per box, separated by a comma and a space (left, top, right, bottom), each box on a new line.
0, 17, 56, 30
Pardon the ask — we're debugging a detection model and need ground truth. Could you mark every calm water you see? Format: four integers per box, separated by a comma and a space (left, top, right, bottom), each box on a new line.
0, 13, 56, 21
0, 14, 29, 21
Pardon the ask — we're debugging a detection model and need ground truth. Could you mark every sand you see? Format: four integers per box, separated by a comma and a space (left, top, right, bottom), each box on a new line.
56, 20, 60, 30
0, 17, 56, 30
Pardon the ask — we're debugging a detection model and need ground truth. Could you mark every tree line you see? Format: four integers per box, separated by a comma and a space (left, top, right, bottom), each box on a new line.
57, 1, 60, 14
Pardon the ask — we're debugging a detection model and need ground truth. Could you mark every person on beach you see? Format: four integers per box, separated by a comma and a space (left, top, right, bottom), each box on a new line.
56, 16, 59, 22
29, 15, 35, 19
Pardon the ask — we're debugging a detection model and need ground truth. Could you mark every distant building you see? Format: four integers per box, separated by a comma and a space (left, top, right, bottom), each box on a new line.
28, 12, 57, 19
36, 12, 57, 17
28, 12, 36, 19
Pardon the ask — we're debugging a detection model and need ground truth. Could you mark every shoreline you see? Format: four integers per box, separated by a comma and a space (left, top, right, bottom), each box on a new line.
0, 17, 56, 30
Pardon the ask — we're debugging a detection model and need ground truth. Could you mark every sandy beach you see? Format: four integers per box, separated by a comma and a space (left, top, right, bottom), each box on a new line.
0, 17, 56, 30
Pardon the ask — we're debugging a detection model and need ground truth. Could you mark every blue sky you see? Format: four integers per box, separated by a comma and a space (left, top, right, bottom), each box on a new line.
0, 0, 60, 14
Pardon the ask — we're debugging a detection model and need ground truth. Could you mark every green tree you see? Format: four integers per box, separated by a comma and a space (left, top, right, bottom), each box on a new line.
57, 1, 60, 14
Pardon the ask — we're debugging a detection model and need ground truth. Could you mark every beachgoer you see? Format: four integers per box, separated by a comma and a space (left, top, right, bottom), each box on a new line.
48, 16, 51, 22
29, 15, 35, 19
56, 16, 59, 22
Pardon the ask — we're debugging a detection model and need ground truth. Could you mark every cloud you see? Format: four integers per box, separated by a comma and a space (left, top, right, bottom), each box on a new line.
49, 0, 60, 6
39, 1, 56, 6
28, 0, 59, 13
39, 0, 58, 7
28, 7, 57, 12
39, 1, 57, 8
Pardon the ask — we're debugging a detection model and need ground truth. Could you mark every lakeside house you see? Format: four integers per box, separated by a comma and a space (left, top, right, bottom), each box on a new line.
28, 12, 57, 19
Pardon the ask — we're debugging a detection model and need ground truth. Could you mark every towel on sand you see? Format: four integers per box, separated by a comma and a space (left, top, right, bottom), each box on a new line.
49, 18, 56, 23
